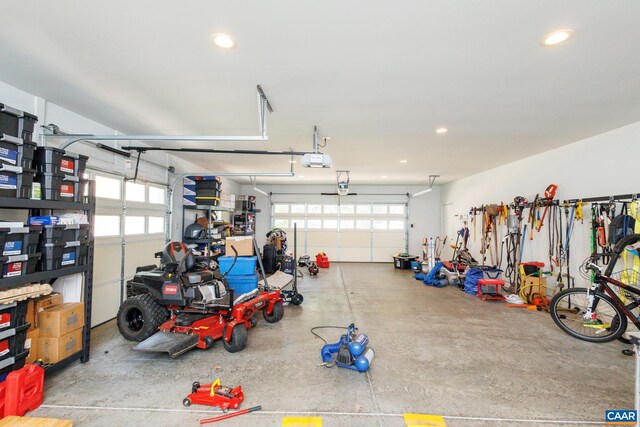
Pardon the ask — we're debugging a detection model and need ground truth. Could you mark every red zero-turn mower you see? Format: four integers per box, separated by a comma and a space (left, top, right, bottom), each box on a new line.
116, 243, 283, 358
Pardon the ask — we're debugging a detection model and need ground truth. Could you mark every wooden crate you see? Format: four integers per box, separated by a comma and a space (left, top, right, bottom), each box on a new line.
0, 416, 72, 427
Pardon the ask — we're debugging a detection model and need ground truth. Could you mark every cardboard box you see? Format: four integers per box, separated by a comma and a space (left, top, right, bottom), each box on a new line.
25, 328, 39, 364
39, 302, 84, 338
225, 236, 254, 256
33, 293, 64, 328
38, 328, 82, 364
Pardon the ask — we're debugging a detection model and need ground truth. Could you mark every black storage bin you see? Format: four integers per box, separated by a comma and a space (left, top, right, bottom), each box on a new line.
38, 243, 63, 271
62, 224, 90, 243
393, 256, 418, 270
61, 151, 88, 178
0, 104, 37, 143
0, 103, 20, 140
77, 223, 90, 243
60, 176, 83, 202
77, 242, 89, 266
0, 324, 29, 364
0, 225, 41, 256
34, 172, 64, 201
0, 135, 36, 170
61, 241, 79, 268
194, 196, 220, 206
18, 112, 37, 143
0, 351, 28, 378
0, 301, 28, 334
33, 146, 64, 174
1, 253, 40, 278
39, 224, 65, 245
0, 167, 34, 199
195, 179, 221, 191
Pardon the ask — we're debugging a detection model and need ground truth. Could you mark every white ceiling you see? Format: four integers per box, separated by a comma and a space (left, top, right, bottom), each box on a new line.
2, 1, 640, 185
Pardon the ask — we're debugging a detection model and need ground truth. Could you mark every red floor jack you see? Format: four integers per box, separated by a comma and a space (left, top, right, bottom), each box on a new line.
183, 379, 262, 424
183, 379, 244, 410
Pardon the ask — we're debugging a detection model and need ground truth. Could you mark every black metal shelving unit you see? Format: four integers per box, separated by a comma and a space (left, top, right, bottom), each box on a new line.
181, 204, 234, 252
0, 186, 96, 373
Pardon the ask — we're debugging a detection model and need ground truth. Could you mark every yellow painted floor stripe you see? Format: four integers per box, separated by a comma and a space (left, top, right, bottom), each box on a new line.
282, 416, 323, 427
404, 413, 448, 427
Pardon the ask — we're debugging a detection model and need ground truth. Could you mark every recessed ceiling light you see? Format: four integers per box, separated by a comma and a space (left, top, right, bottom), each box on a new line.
381, 175, 388, 179
436, 127, 448, 134
400, 160, 408, 163
299, 175, 305, 178
211, 33, 237, 49
542, 29, 573, 46
289, 160, 297, 164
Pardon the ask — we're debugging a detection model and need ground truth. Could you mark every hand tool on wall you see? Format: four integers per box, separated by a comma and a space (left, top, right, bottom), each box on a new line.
529, 194, 539, 240
536, 184, 558, 232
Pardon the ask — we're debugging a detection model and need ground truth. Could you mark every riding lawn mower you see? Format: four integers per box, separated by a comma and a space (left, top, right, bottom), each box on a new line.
117, 242, 284, 358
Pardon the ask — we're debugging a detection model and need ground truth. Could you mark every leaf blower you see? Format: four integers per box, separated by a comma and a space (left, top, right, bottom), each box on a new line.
319, 324, 374, 372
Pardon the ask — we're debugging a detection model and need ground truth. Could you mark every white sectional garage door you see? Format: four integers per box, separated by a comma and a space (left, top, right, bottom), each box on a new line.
272, 203, 406, 262
91, 173, 167, 326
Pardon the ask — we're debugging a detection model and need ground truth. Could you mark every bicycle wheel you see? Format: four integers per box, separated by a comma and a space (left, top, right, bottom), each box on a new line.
618, 299, 640, 344
550, 287, 627, 343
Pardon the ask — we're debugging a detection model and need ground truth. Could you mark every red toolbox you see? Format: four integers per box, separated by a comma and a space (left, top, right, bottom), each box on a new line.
316, 253, 330, 268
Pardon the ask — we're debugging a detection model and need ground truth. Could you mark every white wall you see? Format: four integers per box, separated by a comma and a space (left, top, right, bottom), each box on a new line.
441, 120, 640, 287
241, 183, 441, 256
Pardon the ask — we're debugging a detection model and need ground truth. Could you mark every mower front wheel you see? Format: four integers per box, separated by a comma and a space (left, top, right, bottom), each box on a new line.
263, 300, 284, 323
222, 324, 247, 353
116, 294, 168, 342
183, 398, 192, 407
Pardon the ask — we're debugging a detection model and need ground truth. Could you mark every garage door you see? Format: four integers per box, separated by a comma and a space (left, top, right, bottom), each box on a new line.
91, 173, 167, 326
272, 203, 407, 262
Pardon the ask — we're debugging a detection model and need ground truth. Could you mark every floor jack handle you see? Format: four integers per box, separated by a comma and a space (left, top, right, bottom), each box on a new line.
199, 405, 262, 424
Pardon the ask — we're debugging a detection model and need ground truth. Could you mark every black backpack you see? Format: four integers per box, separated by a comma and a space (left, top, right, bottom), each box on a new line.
608, 204, 636, 245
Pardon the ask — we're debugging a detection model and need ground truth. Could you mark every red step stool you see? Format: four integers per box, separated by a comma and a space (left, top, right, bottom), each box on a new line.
2, 364, 44, 417
477, 278, 507, 301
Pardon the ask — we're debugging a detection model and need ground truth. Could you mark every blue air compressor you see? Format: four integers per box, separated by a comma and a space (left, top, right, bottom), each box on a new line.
318, 324, 374, 372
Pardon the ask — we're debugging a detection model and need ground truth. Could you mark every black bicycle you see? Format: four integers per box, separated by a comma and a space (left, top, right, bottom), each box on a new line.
550, 234, 640, 343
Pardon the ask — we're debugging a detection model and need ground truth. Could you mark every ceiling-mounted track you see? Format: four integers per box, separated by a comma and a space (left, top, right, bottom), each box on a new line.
44, 85, 273, 150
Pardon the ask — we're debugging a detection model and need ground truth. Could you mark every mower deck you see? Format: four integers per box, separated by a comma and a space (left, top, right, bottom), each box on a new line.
132, 331, 199, 358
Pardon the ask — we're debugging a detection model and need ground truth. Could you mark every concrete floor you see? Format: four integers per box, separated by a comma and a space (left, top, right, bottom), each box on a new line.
32, 263, 634, 426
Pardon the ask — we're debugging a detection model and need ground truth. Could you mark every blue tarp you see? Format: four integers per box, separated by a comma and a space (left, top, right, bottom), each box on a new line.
464, 268, 484, 295
413, 262, 446, 287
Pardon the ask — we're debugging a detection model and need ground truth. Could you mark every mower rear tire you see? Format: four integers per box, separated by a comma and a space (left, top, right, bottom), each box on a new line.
222, 324, 247, 353
192, 382, 200, 393
263, 300, 284, 323
116, 294, 168, 342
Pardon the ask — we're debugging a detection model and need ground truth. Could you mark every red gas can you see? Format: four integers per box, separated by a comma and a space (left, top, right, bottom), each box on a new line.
4, 364, 44, 416
316, 253, 330, 268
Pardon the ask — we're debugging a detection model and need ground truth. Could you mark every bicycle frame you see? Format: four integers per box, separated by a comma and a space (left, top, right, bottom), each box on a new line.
586, 233, 640, 329
589, 275, 640, 329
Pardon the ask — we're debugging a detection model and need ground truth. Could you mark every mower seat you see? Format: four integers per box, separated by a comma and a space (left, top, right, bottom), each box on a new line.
162, 242, 215, 285
186, 270, 214, 285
